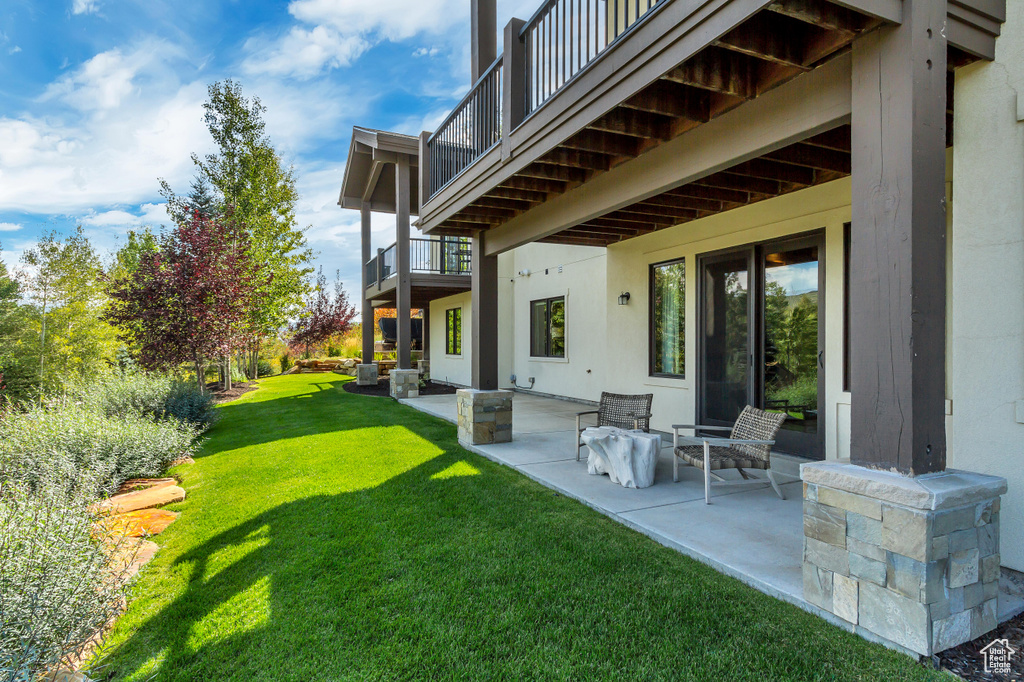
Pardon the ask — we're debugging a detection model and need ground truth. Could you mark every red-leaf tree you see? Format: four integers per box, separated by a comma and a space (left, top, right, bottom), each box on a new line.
106, 212, 254, 391
288, 269, 356, 356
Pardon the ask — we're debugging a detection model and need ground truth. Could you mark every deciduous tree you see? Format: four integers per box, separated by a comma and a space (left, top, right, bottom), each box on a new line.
288, 269, 356, 357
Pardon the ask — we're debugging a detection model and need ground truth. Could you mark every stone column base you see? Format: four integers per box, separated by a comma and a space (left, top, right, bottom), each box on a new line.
390, 369, 420, 399
418, 359, 430, 381
801, 461, 1007, 657
456, 389, 512, 445
356, 364, 378, 386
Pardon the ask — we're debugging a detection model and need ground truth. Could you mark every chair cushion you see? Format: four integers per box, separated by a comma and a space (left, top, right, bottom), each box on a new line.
673, 444, 770, 471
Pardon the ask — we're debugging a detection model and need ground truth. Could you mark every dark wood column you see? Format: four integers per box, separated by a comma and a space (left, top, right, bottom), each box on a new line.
471, 233, 499, 390
360, 203, 374, 363
422, 307, 430, 362
849, 0, 948, 475
471, 0, 496, 82
396, 155, 412, 370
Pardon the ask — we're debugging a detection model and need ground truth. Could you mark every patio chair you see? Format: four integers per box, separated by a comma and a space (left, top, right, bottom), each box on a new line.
576, 392, 653, 461
672, 406, 787, 504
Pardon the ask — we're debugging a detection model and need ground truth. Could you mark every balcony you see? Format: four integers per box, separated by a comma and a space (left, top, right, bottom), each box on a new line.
419, 0, 1004, 245
364, 237, 472, 308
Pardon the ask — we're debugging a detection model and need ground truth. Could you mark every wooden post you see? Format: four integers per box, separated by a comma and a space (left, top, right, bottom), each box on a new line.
502, 18, 527, 160
360, 204, 374, 364
471, 0, 497, 82
471, 233, 499, 390
418, 131, 432, 210
396, 155, 412, 370
423, 307, 431, 361
849, 0, 948, 475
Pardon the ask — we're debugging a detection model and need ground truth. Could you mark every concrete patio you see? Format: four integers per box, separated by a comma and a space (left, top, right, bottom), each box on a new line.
402, 390, 1024, 641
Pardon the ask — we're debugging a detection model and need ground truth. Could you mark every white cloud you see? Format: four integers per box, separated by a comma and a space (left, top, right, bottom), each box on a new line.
8, 46, 21, 55
412, 47, 440, 58
79, 202, 170, 229
0, 222, 22, 232
72, 0, 101, 15
289, 0, 465, 43
243, 26, 369, 79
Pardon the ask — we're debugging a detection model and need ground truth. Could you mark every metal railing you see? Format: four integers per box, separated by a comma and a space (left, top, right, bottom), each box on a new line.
365, 238, 472, 288
522, 0, 662, 115
426, 56, 504, 197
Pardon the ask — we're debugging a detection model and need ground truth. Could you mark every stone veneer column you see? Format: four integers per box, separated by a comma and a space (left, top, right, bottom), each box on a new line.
417, 359, 430, 381
390, 369, 420, 399
356, 364, 378, 386
457, 389, 512, 445
801, 461, 1006, 657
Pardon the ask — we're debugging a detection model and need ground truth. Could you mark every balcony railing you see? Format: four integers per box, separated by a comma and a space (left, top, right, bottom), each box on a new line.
424, 0, 665, 200
365, 238, 472, 289
426, 56, 504, 197
523, 0, 661, 114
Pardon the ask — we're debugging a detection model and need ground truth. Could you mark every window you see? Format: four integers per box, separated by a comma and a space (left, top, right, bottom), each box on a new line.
530, 296, 565, 358
650, 258, 686, 377
446, 307, 462, 355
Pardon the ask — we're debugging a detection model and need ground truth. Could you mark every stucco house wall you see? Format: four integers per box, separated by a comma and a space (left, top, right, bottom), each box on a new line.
950, 1, 1024, 572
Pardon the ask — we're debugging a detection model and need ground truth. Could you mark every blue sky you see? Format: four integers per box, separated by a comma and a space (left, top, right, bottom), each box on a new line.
0, 0, 533, 299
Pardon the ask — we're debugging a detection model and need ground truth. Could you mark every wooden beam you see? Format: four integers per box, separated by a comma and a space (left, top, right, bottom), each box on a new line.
695, 171, 782, 196
803, 125, 852, 152
459, 205, 515, 219
661, 46, 757, 99
471, 233, 499, 390
395, 156, 412, 370
603, 210, 676, 226
499, 176, 566, 193
587, 108, 673, 140
763, 142, 852, 173
639, 193, 724, 212
516, 163, 588, 183
474, 196, 536, 211
727, 157, 817, 184
360, 204, 374, 362
668, 184, 752, 204
715, 13, 811, 69
537, 147, 613, 171
560, 130, 639, 157
539, 234, 611, 247
567, 224, 641, 236
483, 186, 548, 203
622, 80, 710, 122
849, 0, 948, 474
766, 0, 866, 34
586, 217, 659, 231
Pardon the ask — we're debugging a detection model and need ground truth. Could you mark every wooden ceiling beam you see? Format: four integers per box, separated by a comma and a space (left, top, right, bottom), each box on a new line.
587, 217, 660, 231
803, 125, 852, 152
537, 147, 613, 171
459, 205, 515, 219
587, 107, 674, 140
604, 210, 680, 225
567, 225, 641, 236
474, 196, 536, 211
662, 46, 757, 99
539, 234, 612, 247
766, 0, 865, 35
622, 80, 711, 122
714, 14, 810, 70
498, 176, 566, 193
763, 143, 851, 174
666, 184, 751, 204
483, 186, 548, 203
639, 193, 724, 213
694, 171, 782, 196
727, 157, 816, 184
516, 163, 588, 183
560, 130, 639, 157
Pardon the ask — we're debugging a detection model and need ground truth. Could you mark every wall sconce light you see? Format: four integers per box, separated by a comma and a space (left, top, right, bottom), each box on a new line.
617, 292, 631, 305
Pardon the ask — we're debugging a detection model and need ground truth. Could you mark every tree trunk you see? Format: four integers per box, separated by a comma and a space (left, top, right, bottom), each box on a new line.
195, 359, 205, 393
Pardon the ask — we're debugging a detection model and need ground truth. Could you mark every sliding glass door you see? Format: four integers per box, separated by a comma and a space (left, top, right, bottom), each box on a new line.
699, 233, 825, 459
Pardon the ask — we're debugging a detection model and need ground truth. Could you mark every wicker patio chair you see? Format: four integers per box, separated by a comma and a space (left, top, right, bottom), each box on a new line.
672, 406, 788, 504
576, 392, 654, 461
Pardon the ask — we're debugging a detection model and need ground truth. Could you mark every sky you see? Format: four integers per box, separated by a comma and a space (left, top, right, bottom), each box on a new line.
0, 0, 534, 301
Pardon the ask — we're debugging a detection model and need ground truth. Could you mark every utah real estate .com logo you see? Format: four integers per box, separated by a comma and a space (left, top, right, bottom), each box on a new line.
981, 638, 1017, 676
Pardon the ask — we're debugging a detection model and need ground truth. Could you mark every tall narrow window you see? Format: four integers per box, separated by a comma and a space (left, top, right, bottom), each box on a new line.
530, 296, 565, 358
650, 258, 685, 377
446, 307, 462, 355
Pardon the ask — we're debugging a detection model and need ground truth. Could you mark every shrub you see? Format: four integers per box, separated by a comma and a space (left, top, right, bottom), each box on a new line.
0, 401, 200, 498
279, 353, 292, 372
0, 479, 134, 681
256, 359, 274, 377
69, 372, 218, 432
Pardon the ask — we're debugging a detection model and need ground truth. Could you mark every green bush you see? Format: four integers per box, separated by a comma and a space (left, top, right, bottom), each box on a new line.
0, 400, 200, 498
69, 371, 218, 432
0, 479, 134, 681
257, 359, 274, 377
280, 353, 292, 372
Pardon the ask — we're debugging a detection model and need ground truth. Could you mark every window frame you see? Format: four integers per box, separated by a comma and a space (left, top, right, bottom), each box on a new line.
529, 295, 566, 359
648, 257, 686, 379
445, 307, 462, 356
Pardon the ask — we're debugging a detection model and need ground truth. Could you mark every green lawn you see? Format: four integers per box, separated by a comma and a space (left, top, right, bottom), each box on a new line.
95, 374, 945, 681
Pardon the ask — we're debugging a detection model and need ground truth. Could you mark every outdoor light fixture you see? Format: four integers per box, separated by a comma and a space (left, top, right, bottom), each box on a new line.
618, 292, 631, 305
